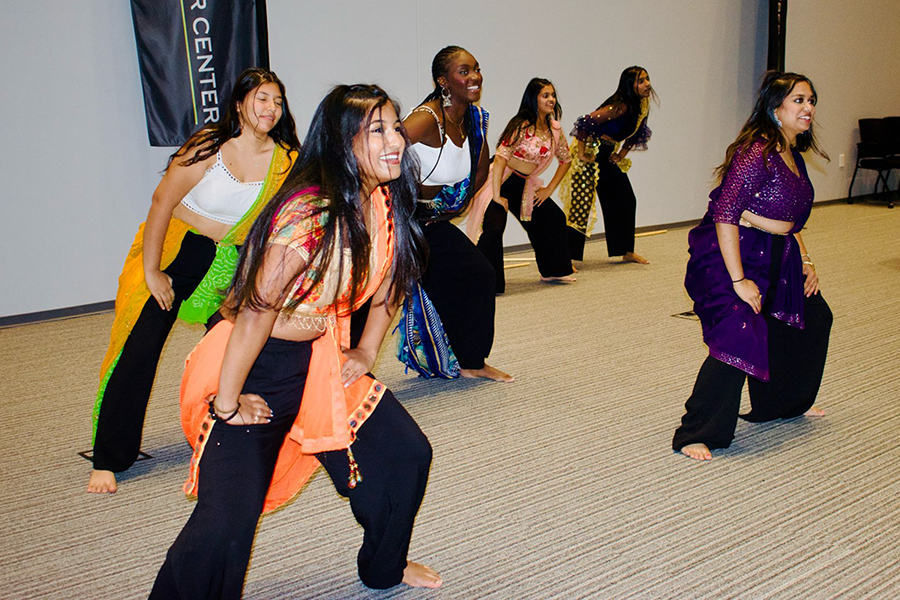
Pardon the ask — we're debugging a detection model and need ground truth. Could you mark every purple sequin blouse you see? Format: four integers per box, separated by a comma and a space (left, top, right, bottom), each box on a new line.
684, 139, 814, 381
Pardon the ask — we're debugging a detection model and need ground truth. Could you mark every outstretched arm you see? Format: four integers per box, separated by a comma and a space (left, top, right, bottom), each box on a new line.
142, 149, 214, 310
213, 244, 302, 424
534, 161, 572, 206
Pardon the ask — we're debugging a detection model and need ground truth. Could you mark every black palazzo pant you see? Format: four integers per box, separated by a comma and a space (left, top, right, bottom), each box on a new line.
567, 157, 637, 261
672, 235, 833, 452
93, 231, 216, 473
150, 336, 433, 598
421, 220, 496, 370
477, 172, 574, 294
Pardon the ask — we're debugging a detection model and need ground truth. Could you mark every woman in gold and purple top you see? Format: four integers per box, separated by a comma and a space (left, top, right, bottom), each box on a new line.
469, 78, 575, 293
674, 71, 832, 461
560, 66, 654, 265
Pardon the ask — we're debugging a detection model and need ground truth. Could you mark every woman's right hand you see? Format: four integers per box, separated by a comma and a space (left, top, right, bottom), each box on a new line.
218, 393, 273, 426
494, 197, 509, 211
145, 268, 175, 311
733, 278, 762, 314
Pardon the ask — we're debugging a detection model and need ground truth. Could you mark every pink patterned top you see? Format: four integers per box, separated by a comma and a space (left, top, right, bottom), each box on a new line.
496, 121, 572, 165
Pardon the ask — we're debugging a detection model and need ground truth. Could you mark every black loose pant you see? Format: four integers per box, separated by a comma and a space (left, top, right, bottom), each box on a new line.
93, 231, 216, 472
673, 236, 833, 451
150, 337, 433, 598
477, 173, 573, 294
568, 159, 637, 261
421, 220, 496, 370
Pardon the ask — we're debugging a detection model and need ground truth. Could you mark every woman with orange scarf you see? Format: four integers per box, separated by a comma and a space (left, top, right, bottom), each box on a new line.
88, 69, 299, 494
149, 85, 440, 598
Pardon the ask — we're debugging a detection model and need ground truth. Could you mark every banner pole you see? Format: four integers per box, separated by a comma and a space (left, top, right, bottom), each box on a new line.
256, 0, 270, 70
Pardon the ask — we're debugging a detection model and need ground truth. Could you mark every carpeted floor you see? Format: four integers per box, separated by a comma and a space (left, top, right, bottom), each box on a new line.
1, 200, 898, 599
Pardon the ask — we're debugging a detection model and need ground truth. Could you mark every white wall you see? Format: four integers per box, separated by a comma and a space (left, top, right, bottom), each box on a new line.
268, 0, 767, 248
787, 0, 900, 200
3, 0, 894, 318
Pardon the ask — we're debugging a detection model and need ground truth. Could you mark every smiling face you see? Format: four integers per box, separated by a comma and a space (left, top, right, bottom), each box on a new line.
439, 50, 483, 104
633, 70, 652, 99
237, 81, 283, 134
354, 102, 405, 195
536, 85, 557, 119
774, 81, 816, 141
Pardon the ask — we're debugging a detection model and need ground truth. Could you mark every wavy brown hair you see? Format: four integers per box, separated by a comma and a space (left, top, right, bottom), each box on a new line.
716, 71, 829, 181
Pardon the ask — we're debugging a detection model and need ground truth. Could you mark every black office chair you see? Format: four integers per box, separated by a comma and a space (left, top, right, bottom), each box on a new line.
848, 118, 895, 208
881, 116, 900, 208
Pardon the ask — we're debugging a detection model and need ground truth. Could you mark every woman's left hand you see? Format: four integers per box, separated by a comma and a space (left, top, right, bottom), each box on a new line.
533, 187, 552, 207
341, 348, 376, 387
802, 263, 819, 296
609, 152, 621, 164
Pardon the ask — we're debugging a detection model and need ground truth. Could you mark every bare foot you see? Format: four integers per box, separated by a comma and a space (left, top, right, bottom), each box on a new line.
402, 561, 442, 588
680, 443, 712, 461
460, 363, 514, 382
87, 469, 118, 494
540, 275, 577, 283
623, 252, 649, 264
571, 263, 579, 273
804, 406, 825, 417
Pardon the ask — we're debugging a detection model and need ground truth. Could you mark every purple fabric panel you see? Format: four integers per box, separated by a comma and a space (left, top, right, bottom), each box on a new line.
685, 217, 773, 380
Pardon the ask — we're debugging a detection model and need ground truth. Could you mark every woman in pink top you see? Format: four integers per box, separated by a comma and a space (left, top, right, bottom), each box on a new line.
470, 78, 575, 293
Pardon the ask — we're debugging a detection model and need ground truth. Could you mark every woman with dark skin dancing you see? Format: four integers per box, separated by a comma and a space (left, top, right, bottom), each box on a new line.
149, 85, 440, 598
674, 71, 831, 461
470, 78, 576, 293
88, 68, 299, 493
403, 45, 512, 382
561, 66, 655, 265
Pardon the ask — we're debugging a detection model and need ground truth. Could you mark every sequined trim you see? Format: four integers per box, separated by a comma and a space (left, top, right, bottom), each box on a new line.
710, 348, 769, 382
279, 312, 334, 333
771, 310, 805, 328
183, 412, 216, 498
346, 379, 386, 442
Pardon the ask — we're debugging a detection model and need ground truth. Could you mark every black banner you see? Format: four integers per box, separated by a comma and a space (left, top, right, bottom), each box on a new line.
767, 0, 787, 71
130, 0, 269, 147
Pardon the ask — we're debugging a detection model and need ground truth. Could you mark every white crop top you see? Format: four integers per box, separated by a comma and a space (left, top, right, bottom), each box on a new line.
410, 139, 470, 186
180, 151, 264, 225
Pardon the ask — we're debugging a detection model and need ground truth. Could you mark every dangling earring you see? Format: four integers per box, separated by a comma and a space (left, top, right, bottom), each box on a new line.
771, 109, 783, 128
441, 86, 452, 107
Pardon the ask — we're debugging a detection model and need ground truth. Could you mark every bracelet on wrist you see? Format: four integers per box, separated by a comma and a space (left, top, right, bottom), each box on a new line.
208, 396, 241, 423
802, 261, 815, 267
732, 277, 746, 284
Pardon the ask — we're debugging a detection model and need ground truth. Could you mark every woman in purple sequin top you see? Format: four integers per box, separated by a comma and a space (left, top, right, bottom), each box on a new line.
673, 71, 833, 461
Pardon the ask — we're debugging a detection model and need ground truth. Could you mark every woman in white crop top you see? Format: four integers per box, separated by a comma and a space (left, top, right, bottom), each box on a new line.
87, 68, 300, 495
401, 45, 512, 383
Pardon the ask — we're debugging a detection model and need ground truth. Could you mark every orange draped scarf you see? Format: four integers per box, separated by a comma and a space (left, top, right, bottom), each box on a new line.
180, 186, 395, 513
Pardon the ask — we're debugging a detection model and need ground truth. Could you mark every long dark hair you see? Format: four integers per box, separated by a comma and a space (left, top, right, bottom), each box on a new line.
419, 45, 482, 200
497, 78, 562, 149
716, 70, 829, 180
228, 84, 424, 317
168, 67, 301, 169
600, 66, 656, 116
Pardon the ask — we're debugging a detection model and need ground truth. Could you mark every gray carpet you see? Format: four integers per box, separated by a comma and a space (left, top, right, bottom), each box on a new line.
1, 201, 899, 599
